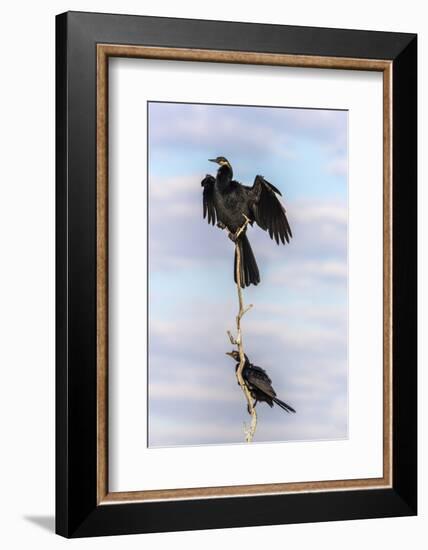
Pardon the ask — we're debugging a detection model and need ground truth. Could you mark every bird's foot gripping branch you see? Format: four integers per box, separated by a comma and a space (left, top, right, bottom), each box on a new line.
227, 215, 257, 443
230, 214, 251, 242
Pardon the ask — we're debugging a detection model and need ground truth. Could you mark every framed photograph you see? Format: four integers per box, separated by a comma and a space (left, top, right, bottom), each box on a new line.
56, 11, 417, 537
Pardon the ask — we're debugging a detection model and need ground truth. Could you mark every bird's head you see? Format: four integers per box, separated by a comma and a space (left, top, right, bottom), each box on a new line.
209, 156, 232, 169
226, 351, 248, 363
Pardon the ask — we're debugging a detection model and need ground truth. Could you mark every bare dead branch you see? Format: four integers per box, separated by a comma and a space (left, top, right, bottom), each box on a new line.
226, 215, 257, 442
227, 330, 237, 345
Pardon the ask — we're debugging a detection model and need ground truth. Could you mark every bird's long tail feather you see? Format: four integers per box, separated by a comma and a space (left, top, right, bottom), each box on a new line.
273, 396, 296, 413
234, 233, 260, 287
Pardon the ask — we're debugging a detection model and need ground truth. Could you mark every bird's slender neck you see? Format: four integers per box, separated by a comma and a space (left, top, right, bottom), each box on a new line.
216, 164, 233, 191
234, 355, 249, 369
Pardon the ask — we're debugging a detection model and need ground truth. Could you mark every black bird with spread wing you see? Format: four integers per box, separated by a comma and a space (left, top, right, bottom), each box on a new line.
201, 156, 292, 287
226, 351, 296, 414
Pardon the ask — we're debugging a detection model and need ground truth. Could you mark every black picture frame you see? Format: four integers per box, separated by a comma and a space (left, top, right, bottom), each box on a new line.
56, 11, 417, 538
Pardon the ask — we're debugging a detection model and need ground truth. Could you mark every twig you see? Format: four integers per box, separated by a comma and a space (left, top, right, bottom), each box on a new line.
226, 215, 257, 442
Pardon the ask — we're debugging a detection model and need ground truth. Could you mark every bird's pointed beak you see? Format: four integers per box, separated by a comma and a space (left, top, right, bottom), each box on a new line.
208, 158, 217, 163
225, 352, 234, 357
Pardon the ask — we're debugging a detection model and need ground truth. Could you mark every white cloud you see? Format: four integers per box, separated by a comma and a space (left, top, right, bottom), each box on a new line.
149, 380, 238, 403
268, 259, 347, 289
149, 102, 347, 162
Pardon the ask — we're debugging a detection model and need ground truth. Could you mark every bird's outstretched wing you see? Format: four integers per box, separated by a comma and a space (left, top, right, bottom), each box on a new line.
201, 174, 217, 225
248, 175, 292, 244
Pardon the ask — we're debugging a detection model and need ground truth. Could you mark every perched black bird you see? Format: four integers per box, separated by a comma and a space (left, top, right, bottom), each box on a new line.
201, 156, 292, 287
226, 351, 296, 414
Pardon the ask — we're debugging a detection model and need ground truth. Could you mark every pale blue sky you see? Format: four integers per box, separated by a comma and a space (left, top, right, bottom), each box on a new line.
148, 101, 348, 447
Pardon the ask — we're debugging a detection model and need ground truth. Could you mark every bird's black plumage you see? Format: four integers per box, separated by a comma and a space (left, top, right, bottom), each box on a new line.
226, 351, 296, 414
201, 157, 292, 287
